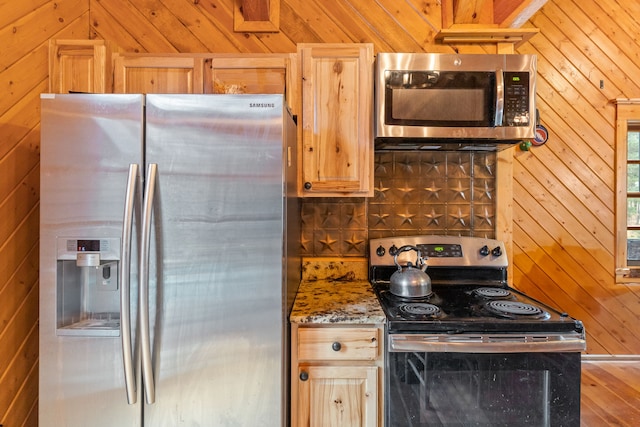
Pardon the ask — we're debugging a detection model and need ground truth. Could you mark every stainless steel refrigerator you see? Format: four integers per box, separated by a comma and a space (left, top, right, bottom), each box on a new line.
39, 93, 300, 426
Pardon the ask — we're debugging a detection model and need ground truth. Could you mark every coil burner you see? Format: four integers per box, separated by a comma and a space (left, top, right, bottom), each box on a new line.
399, 303, 441, 318
486, 300, 550, 319
473, 287, 512, 299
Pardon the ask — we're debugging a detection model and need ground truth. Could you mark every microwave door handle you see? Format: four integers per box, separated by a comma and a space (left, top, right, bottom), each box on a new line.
120, 164, 139, 404
495, 69, 504, 127
140, 163, 157, 404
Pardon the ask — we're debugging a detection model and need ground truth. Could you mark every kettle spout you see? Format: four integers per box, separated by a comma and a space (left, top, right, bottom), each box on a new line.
418, 256, 428, 272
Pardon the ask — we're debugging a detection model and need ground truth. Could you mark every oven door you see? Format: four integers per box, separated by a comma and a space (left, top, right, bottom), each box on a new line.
383, 70, 498, 128
386, 334, 583, 427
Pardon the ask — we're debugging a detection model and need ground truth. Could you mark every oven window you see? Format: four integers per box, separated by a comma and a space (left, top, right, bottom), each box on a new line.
386, 351, 581, 426
384, 71, 495, 127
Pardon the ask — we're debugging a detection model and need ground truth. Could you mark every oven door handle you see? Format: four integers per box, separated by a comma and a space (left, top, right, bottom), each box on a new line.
494, 68, 504, 127
389, 333, 586, 353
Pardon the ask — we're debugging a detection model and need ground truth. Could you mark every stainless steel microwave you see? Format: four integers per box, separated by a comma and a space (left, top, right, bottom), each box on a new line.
375, 53, 537, 150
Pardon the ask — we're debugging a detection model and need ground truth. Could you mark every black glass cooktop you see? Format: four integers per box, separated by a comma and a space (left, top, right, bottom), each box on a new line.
373, 282, 584, 335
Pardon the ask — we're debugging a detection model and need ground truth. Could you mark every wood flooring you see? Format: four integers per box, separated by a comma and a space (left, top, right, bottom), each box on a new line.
581, 357, 640, 426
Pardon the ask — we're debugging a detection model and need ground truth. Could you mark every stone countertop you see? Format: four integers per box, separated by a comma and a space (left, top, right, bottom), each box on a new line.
290, 279, 386, 325
290, 258, 385, 324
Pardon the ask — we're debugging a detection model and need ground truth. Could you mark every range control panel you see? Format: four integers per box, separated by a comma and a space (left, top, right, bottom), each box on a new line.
369, 235, 508, 268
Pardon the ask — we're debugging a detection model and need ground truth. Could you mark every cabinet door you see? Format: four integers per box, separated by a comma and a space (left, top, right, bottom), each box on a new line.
297, 365, 378, 427
49, 40, 113, 94
298, 44, 374, 197
113, 54, 204, 93
205, 54, 298, 114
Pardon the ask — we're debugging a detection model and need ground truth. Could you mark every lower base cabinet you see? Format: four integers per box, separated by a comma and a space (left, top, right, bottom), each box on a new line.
291, 325, 383, 427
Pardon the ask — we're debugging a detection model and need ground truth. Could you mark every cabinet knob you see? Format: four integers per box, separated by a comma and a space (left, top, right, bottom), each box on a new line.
304, 182, 312, 190
332, 341, 342, 352
299, 371, 309, 381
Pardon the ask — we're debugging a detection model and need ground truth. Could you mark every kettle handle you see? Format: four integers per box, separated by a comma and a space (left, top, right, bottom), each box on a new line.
391, 245, 423, 270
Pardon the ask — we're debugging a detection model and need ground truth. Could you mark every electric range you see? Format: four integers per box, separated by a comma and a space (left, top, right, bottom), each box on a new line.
369, 235, 585, 426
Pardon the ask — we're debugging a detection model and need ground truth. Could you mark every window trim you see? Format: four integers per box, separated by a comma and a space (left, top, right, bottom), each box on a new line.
614, 99, 640, 282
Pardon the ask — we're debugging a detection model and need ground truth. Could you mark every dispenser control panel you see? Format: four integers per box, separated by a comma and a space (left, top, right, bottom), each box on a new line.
58, 237, 120, 260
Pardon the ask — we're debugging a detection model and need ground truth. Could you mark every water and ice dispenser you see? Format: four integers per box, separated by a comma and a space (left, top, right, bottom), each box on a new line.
56, 237, 121, 336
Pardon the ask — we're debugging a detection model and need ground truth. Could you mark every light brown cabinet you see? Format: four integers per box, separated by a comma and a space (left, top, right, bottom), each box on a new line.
291, 325, 382, 427
48, 39, 114, 94
205, 53, 298, 114
297, 43, 374, 197
113, 54, 205, 94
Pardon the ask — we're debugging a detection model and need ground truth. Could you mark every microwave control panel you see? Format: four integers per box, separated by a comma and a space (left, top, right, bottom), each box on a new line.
503, 72, 530, 127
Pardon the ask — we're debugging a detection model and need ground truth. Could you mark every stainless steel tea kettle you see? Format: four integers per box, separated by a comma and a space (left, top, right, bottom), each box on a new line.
389, 245, 432, 297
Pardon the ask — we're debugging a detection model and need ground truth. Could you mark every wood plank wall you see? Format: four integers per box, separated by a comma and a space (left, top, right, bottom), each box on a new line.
1, 0, 639, 424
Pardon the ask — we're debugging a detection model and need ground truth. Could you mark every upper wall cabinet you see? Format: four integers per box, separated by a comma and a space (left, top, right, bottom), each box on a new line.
113, 54, 205, 94
205, 53, 298, 115
49, 40, 114, 94
297, 43, 374, 197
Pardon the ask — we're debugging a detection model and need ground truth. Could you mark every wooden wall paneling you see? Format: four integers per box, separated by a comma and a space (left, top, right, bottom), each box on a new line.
512, 166, 613, 288
596, 0, 640, 45
90, 1, 147, 53
511, 258, 612, 354
2, 354, 39, 427
0, 46, 48, 118
372, 0, 442, 51
532, 97, 614, 210
50, 10, 93, 43
519, 36, 615, 133
163, 0, 251, 52
91, 0, 180, 52
515, 206, 640, 352
532, 77, 612, 167
295, 1, 393, 52
280, 0, 352, 43
0, 0, 87, 72
0, 83, 45, 171
0, 276, 39, 425
194, 0, 296, 53
0, 241, 39, 373
0, 137, 40, 245
537, 2, 640, 97
340, 0, 427, 52
527, 11, 638, 99
559, 1, 640, 76
406, 0, 444, 33
279, 3, 323, 43
113, 53, 205, 93
0, 0, 50, 29
514, 146, 614, 270
126, 0, 211, 52
0, 209, 40, 425
511, 220, 637, 354
512, 191, 640, 353
579, 1, 640, 71
518, 141, 614, 241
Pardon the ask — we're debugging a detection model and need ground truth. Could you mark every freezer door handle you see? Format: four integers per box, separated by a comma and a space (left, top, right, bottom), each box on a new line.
120, 164, 139, 404
140, 163, 157, 404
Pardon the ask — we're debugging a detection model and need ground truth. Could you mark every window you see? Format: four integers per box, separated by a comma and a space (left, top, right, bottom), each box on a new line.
615, 100, 640, 282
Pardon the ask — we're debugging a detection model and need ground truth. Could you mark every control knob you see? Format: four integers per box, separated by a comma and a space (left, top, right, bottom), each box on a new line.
479, 245, 490, 256
491, 246, 503, 257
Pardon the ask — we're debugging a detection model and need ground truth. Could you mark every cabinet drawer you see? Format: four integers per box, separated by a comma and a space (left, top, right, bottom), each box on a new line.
297, 327, 379, 361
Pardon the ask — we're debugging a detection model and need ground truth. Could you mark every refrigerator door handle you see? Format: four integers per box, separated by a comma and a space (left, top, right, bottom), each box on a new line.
140, 163, 157, 404
120, 164, 139, 405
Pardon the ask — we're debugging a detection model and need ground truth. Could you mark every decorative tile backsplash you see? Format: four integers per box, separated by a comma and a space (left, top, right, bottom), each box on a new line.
301, 151, 497, 257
